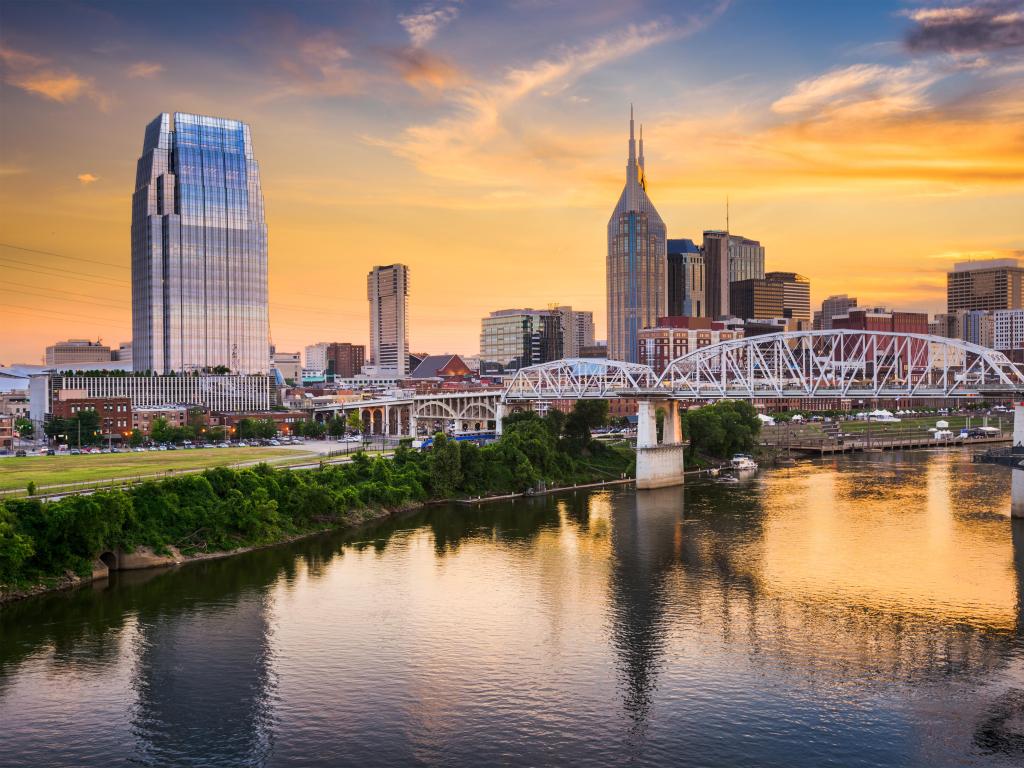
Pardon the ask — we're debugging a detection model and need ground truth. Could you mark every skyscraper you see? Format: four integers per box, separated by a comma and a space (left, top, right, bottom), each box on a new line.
765, 271, 811, 329
368, 264, 410, 376
553, 305, 596, 358
947, 259, 1024, 312
819, 294, 858, 330
131, 112, 269, 374
667, 239, 704, 317
479, 308, 563, 374
607, 108, 667, 362
702, 230, 765, 319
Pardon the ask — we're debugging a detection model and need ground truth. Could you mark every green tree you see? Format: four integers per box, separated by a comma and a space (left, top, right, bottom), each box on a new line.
0, 505, 35, 584
327, 416, 346, 438
682, 401, 761, 459
128, 429, 144, 447
563, 399, 608, 454
14, 417, 33, 439
150, 416, 172, 444
427, 433, 463, 498
346, 411, 363, 435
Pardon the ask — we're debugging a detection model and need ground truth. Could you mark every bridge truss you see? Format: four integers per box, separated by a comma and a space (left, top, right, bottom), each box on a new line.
502, 331, 1024, 401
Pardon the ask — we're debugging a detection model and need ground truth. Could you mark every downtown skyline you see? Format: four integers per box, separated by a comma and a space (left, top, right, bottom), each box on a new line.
1, 0, 1023, 364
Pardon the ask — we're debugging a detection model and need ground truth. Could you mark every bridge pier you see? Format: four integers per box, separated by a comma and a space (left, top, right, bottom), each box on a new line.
636, 400, 685, 490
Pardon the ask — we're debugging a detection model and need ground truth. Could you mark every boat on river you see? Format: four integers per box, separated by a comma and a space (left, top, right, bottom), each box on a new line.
730, 454, 758, 471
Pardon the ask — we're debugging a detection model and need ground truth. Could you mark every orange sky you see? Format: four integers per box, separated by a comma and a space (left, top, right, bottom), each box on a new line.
1, 0, 1022, 364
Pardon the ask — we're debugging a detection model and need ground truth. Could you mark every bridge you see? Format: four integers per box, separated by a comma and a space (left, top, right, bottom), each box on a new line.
313, 390, 501, 437
503, 330, 1024, 490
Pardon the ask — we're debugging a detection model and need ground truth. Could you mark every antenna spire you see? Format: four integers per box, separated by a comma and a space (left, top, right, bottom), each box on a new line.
627, 104, 636, 165
726, 194, 730, 233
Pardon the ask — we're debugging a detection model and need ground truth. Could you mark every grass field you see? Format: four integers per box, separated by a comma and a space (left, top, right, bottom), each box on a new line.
830, 414, 1007, 434
0, 447, 313, 493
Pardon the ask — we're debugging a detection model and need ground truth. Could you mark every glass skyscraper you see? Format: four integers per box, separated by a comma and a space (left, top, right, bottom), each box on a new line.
131, 112, 269, 374
607, 108, 667, 362
367, 264, 410, 376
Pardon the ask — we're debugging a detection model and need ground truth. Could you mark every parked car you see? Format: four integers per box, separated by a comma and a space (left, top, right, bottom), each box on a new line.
15, 449, 27, 457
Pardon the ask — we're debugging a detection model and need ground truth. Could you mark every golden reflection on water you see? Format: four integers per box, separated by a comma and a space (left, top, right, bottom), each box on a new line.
757, 453, 1016, 630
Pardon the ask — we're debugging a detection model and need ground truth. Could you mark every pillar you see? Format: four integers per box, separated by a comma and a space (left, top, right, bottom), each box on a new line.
635, 400, 685, 490
1014, 402, 1024, 451
1012, 468, 1024, 519
495, 402, 505, 436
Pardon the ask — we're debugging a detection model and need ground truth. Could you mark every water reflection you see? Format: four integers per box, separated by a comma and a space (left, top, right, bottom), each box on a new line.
2, 450, 1024, 767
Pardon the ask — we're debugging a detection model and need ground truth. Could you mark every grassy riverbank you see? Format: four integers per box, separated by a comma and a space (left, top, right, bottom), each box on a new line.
0, 407, 634, 600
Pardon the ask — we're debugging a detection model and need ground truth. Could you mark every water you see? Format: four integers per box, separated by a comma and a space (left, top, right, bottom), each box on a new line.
2, 449, 1024, 767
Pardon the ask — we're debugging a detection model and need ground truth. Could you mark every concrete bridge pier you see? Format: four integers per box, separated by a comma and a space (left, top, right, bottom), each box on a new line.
636, 399, 685, 490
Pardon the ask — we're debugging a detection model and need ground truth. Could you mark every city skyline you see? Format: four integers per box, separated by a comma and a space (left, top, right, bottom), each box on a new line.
1, 0, 1023, 363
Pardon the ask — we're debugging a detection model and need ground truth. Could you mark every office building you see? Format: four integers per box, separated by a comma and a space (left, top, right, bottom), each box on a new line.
368, 264, 410, 376
667, 239, 704, 317
325, 342, 366, 378
51, 395, 132, 438
948, 259, 1024, 312
702, 231, 765, 319
131, 112, 269, 374
45, 339, 112, 366
553, 305, 596, 358
305, 343, 329, 371
766, 272, 811, 329
607, 108, 667, 362
479, 308, 563, 374
818, 294, 858, 330
729, 279, 784, 322
112, 342, 133, 365
637, 316, 743, 375
965, 310, 995, 348
993, 310, 1024, 355
272, 351, 302, 383
831, 308, 929, 334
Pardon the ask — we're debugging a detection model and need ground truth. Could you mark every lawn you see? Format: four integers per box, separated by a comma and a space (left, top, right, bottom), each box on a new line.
0, 447, 313, 493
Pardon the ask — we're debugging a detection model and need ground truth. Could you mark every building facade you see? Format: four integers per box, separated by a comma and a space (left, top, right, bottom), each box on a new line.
326, 342, 366, 378
637, 316, 743, 375
818, 294, 858, 330
765, 272, 811, 329
831, 308, 929, 334
607, 109, 667, 362
30, 373, 270, 422
553, 306, 596, 358
667, 239, 704, 317
993, 310, 1024, 354
51, 395, 133, 437
132, 405, 189, 435
131, 112, 269, 374
45, 339, 112, 366
272, 352, 302, 383
729, 279, 784, 322
368, 264, 410, 376
948, 259, 1024, 313
480, 309, 563, 374
702, 231, 765, 319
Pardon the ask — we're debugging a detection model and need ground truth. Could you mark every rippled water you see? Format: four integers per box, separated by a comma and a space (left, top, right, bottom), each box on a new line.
3, 450, 1024, 767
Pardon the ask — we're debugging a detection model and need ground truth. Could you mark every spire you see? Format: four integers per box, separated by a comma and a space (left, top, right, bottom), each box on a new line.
638, 123, 645, 170
628, 104, 636, 165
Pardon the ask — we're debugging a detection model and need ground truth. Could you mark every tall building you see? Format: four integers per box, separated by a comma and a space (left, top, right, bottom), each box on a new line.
479, 308, 563, 374
729, 279, 784, 321
131, 112, 269, 374
766, 272, 811, 329
304, 342, 329, 371
367, 264, 410, 376
606, 108, 667, 362
45, 339, 112, 366
667, 239, 704, 317
272, 351, 302, 383
553, 305, 595, 358
993, 310, 1024, 357
702, 231, 765, 319
947, 259, 1024, 312
325, 342, 365, 378
818, 294, 858, 330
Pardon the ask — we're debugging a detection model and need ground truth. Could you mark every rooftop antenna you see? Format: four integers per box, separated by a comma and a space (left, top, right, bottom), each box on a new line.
726, 194, 730, 234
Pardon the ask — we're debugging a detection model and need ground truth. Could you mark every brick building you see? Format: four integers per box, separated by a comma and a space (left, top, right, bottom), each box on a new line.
637, 316, 744, 375
51, 395, 132, 437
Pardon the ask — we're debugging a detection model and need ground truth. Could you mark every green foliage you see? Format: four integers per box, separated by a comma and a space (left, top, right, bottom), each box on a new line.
346, 411, 363, 434
682, 401, 761, 459
327, 416, 347, 438
128, 429, 144, 447
237, 418, 277, 440
0, 505, 34, 584
295, 419, 326, 439
26, 481, 36, 497
44, 410, 102, 446
563, 400, 608, 453
14, 417, 33, 439
427, 433, 463, 498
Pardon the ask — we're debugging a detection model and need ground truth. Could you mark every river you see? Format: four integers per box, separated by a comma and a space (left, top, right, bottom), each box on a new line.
2, 449, 1023, 767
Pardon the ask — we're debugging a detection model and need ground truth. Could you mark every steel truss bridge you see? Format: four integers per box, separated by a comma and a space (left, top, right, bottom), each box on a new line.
502, 330, 1024, 402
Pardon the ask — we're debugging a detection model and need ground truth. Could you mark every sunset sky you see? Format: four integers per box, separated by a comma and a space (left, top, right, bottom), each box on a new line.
1, 0, 1022, 364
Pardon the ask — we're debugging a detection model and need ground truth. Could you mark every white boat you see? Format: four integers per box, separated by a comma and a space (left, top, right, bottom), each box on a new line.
730, 454, 758, 471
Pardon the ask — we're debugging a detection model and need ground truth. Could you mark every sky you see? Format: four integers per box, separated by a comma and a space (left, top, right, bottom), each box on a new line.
0, 0, 1022, 364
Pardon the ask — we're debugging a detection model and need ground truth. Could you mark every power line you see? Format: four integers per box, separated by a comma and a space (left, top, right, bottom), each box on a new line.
2, 303, 128, 325
0, 242, 128, 270
0, 258, 130, 287
6, 281, 129, 308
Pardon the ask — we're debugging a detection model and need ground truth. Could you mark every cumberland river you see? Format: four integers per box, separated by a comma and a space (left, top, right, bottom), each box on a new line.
2, 450, 1024, 767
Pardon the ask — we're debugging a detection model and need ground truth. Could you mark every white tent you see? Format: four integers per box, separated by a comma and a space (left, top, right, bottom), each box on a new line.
935, 420, 949, 428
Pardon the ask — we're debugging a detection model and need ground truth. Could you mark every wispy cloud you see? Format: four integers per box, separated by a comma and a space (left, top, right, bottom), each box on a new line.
771, 63, 939, 118
77, 173, 99, 184
0, 45, 109, 108
127, 61, 164, 78
264, 30, 368, 98
399, 1, 462, 47
389, 46, 464, 90
904, 0, 1024, 53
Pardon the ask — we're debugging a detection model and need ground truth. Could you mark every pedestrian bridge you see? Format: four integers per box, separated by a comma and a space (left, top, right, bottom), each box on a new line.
502, 330, 1024, 402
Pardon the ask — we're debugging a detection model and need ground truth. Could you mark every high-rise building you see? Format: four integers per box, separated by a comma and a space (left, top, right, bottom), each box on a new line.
325, 342, 365, 378
729, 279, 784, 321
702, 231, 765, 318
667, 239, 704, 317
367, 264, 410, 376
993, 309, 1024, 355
479, 308, 563, 374
304, 342, 329, 371
272, 351, 302, 383
766, 272, 811, 329
131, 112, 269, 374
606, 108, 667, 362
45, 339, 112, 366
947, 259, 1024, 312
818, 294, 858, 330
553, 305, 595, 358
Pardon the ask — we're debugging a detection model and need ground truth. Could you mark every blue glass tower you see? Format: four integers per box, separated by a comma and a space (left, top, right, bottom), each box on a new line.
607, 108, 667, 362
131, 112, 269, 374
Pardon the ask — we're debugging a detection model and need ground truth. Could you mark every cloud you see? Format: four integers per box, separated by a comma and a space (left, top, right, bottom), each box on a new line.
904, 0, 1024, 53
264, 30, 368, 98
0, 45, 108, 108
77, 173, 99, 184
372, 13, 715, 186
399, 1, 462, 47
127, 61, 164, 78
771, 63, 939, 118
389, 46, 464, 90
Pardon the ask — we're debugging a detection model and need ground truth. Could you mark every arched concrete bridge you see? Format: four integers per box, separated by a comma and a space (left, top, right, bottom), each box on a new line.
502, 331, 1024, 489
